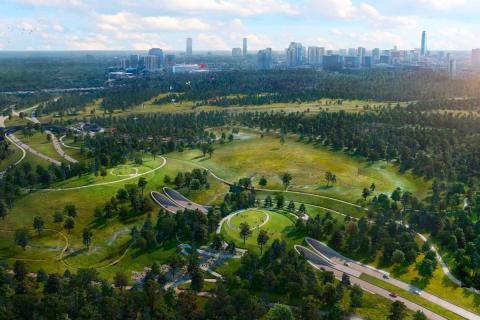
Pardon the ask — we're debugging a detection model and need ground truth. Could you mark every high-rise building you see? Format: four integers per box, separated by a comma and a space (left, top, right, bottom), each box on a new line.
232, 48, 242, 57
323, 55, 344, 71
129, 55, 140, 68
165, 54, 176, 67
144, 55, 161, 71
308, 46, 324, 65
472, 49, 480, 68
257, 48, 272, 70
286, 42, 303, 67
448, 59, 457, 75
348, 48, 356, 56
421, 31, 427, 56
357, 47, 366, 57
148, 48, 164, 65
344, 56, 360, 69
243, 38, 248, 57
186, 38, 193, 56
372, 48, 380, 63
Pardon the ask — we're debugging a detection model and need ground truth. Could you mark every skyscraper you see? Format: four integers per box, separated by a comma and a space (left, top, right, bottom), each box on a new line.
448, 59, 457, 75
286, 42, 303, 67
421, 31, 427, 56
243, 38, 248, 57
148, 48, 164, 66
186, 38, 192, 56
307, 46, 324, 65
472, 49, 480, 68
232, 48, 242, 57
257, 48, 272, 70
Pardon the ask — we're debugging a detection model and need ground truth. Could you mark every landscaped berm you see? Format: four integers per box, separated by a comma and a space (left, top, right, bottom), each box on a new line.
220, 209, 301, 254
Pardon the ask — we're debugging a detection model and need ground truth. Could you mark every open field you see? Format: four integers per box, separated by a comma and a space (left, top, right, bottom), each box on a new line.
15, 130, 64, 162
221, 209, 302, 254
0, 155, 227, 280
0, 141, 23, 171
171, 130, 431, 204
36, 97, 393, 123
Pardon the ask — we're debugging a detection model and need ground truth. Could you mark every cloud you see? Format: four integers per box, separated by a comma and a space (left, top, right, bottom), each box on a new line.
96, 11, 211, 32
14, 0, 84, 7
415, 0, 466, 10
196, 33, 229, 50
119, 0, 299, 16
359, 3, 416, 28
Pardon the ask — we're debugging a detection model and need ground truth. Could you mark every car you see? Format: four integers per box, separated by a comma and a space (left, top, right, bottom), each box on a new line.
320, 267, 325, 271
383, 274, 390, 279
411, 288, 421, 295
343, 262, 350, 266
389, 292, 398, 298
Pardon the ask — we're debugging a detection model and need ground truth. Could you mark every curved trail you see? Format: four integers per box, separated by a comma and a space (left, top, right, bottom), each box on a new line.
8, 133, 61, 166
34, 156, 166, 192
168, 156, 467, 293
59, 135, 81, 150
0, 227, 69, 262
226, 210, 270, 231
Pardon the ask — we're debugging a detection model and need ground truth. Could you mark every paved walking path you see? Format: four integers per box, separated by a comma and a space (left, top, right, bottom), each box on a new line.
37, 156, 167, 191
59, 135, 81, 149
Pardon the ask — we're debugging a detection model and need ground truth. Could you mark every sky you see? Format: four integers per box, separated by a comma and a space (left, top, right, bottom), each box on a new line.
0, 0, 479, 51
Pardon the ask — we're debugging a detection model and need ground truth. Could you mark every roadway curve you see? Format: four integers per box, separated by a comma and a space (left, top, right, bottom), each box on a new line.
295, 244, 448, 320
304, 237, 480, 320
7, 133, 61, 166
45, 130, 78, 163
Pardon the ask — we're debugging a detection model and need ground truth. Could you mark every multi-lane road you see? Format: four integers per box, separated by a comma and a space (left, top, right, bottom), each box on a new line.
297, 237, 480, 320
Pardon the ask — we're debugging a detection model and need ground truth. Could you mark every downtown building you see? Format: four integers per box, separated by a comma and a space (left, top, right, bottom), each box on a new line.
286, 42, 304, 67
307, 46, 325, 66
257, 48, 272, 70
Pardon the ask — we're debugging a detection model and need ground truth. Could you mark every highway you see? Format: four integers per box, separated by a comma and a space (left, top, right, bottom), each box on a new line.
303, 237, 480, 320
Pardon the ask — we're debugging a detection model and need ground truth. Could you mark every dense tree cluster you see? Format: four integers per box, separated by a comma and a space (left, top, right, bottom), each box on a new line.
36, 92, 99, 117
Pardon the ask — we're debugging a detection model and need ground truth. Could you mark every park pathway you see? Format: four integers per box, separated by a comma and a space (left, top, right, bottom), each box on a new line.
45, 130, 78, 163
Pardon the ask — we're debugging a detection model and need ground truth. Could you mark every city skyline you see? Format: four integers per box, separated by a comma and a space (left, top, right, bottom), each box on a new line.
0, 0, 479, 51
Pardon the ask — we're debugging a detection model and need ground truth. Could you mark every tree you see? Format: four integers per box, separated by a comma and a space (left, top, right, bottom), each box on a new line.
14, 228, 30, 250
287, 200, 295, 211
33, 216, 44, 235
64, 204, 77, 218
190, 268, 204, 292
341, 272, 351, 286
281, 173, 292, 189
207, 145, 214, 158
362, 187, 371, 200
264, 195, 273, 208
211, 234, 224, 251
325, 171, 336, 187
0, 201, 7, 220
257, 230, 270, 254
275, 194, 285, 209
419, 258, 434, 277
239, 222, 252, 245
114, 272, 128, 289
370, 183, 376, 192
82, 228, 93, 248
350, 284, 363, 307
265, 304, 294, 320
259, 176, 267, 187
138, 177, 148, 199
53, 210, 63, 225
391, 187, 402, 204
64, 217, 75, 233
168, 254, 186, 277
413, 311, 428, 320
392, 249, 406, 265
388, 301, 407, 320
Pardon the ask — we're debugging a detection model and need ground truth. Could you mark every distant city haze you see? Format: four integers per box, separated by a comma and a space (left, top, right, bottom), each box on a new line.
0, 0, 479, 51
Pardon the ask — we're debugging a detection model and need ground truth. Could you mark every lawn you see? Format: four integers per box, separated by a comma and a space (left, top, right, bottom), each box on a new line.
0, 141, 23, 171
221, 209, 303, 254
0, 155, 228, 279
170, 130, 431, 204
15, 130, 64, 162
